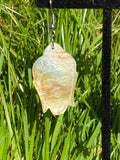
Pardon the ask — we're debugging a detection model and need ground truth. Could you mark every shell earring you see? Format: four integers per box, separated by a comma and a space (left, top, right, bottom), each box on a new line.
32, 0, 78, 115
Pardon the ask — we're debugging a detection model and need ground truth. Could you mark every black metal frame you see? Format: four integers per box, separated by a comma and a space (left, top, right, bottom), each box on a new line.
35, 0, 120, 159
35, 0, 120, 9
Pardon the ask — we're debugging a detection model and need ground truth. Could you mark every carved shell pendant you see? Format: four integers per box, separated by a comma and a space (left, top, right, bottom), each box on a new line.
32, 43, 78, 115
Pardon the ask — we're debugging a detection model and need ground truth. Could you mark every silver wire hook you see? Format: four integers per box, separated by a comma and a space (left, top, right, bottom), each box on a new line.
49, 0, 55, 49
49, 0, 52, 10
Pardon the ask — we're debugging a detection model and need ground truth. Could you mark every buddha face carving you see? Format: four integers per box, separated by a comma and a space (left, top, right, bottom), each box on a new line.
32, 43, 78, 115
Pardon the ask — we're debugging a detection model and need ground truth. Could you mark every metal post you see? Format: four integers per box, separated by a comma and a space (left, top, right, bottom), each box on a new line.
102, 9, 112, 160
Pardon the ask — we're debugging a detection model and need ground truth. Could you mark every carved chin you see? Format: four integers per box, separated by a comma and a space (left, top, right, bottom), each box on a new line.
32, 43, 78, 115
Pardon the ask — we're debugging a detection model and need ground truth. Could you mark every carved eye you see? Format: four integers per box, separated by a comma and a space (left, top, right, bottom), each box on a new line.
32, 43, 78, 115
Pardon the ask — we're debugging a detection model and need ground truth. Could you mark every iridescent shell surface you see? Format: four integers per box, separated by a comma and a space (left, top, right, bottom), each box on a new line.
32, 43, 78, 115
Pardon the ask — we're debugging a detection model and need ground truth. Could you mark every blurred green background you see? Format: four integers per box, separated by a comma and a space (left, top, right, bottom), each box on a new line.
0, 0, 120, 159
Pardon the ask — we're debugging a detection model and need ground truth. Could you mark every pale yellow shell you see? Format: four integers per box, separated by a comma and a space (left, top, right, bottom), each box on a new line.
32, 43, 78, 115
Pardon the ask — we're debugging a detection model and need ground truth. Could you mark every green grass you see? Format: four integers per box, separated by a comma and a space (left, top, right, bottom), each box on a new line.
0, 0, 120, 159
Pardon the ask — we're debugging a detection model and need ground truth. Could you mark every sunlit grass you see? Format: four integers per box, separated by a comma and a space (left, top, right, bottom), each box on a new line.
0, 1, 120, 159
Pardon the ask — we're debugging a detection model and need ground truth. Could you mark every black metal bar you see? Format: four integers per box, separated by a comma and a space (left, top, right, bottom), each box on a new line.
102, 9, 112, 160
35, 0, 120, 8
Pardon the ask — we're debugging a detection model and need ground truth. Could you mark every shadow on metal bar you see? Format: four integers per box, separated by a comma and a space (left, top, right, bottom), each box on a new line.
35, 0, 120, 160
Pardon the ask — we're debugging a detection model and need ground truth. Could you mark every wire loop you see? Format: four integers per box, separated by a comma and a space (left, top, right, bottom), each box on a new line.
49, 0, 55, 49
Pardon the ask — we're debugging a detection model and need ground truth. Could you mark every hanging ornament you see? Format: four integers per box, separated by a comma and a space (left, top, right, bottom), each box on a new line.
32, 0, 78, 115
